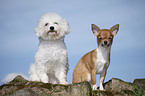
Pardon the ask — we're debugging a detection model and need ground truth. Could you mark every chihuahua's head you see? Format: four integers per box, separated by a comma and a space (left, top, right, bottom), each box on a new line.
92, 24, 119, 47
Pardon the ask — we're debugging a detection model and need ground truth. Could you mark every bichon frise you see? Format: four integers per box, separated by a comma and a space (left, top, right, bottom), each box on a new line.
2, 12, 70, 85
29, 12, 70, 85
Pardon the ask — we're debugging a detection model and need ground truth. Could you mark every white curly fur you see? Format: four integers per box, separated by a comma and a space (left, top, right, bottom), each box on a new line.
2, 12, 70, 85
29, 12, 70, 84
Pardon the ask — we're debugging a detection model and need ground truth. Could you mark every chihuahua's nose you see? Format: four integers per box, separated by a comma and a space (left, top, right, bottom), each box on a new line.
104, 41, 108, 45
50, 26, 54, 30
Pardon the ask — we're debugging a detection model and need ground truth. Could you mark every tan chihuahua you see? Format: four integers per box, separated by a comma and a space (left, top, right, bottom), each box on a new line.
72, 24, 119, 90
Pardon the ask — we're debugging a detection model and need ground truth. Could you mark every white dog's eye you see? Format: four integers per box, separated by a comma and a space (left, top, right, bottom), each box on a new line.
54, 22, 58, 25
45, 23, 48, 26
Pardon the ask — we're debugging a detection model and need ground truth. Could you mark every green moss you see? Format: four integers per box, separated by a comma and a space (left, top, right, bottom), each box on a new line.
133, 85, 145, 96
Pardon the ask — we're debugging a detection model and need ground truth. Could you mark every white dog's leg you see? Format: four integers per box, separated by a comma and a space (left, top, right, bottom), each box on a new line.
56, 68, 69, 85
29, 63, 40, 81
29, 63, 49, 83
29, 74, 40, 82
57, 72, 69, 85
37, 72, 48, 83
36, 64, 49, 83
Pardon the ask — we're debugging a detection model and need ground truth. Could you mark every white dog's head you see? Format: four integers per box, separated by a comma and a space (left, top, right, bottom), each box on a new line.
35, 12, 70, 40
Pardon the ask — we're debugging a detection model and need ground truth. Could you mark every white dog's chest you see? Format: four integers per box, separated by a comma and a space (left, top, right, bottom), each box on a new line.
95, 47, 110, 74
35, 41, 67, 69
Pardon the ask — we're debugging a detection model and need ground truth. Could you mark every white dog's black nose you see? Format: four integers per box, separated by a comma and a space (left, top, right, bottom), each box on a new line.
50, 26, 54, 30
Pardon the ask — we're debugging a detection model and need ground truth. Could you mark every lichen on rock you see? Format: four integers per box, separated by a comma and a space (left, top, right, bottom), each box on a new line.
0, 76, 145, 96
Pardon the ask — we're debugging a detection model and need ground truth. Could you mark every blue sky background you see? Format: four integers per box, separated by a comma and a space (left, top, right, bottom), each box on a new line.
0, 0, 145, 86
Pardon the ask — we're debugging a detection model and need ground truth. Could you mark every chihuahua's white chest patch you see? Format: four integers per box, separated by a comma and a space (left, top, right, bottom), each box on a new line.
96, 46, 110, 74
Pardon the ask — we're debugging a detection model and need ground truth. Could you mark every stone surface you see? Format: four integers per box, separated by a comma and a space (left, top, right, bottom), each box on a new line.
104, 78, 135, 92
133, 78, 145, 92
103, 78, 145, 96
0, 76, 145, 96
0, 76, 91, 96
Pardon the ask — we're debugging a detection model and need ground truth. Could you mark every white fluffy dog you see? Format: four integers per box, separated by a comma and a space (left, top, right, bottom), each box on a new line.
2, 12, 70, 85
29, 12, 70, 85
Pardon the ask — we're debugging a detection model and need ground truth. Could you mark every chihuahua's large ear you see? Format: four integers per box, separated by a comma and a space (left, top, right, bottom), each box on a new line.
110, 24, 119, 36
91, 24, 100, 36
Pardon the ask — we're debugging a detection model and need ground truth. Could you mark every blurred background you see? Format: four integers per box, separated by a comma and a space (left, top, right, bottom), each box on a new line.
0, 0, 145, 86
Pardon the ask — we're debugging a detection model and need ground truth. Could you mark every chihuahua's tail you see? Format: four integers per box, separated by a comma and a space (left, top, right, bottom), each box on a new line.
2, 73, 28, 84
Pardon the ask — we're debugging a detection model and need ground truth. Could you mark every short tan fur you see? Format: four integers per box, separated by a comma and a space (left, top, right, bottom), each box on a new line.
72, 24, 119, 90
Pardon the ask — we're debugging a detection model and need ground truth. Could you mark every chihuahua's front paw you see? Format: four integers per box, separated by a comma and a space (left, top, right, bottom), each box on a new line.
93, 84, 98, 90
99, 87, 104, 90
99, 84, 104, 90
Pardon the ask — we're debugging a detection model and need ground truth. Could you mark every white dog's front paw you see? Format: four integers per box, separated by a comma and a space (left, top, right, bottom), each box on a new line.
92, 84, 98, 90
29, 74, 40, 82
38, 73, 49, 83
42, 80, 49, 83
60, 81, 70, 85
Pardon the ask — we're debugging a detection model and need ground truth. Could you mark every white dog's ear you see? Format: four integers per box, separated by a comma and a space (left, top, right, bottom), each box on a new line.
34, 27, 40, 37
62, 19, 71, 34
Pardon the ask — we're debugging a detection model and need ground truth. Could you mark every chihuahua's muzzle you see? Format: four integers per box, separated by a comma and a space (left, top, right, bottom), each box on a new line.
101, 40, 110, 47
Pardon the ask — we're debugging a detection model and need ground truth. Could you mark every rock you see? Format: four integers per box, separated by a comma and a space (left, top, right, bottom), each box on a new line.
133, 78, 145, 92
104, 78, 134, 92
0, 75, 92, 96
9, 75, 28, 85
0, 76, 145, 96
104, 78, 145, 96
93, 90, 114, 96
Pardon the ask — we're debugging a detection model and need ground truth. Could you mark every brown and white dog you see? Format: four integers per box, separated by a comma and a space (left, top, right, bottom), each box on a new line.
72, 24, 119, 90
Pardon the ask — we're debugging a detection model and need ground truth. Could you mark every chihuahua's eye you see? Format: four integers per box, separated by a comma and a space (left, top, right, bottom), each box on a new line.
45, 23, 48, 26
109, 37, 112, 40
99, 37, 102, 40
54, 22, 58, 25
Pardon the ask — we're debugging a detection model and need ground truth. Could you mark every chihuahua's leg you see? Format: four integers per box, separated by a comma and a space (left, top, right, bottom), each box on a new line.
99, 71, 106, 90
91, 69, 97, 90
